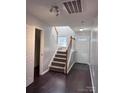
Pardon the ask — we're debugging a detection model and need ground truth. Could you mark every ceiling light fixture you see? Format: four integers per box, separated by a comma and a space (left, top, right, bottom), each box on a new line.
79, 20, 85, 31
50, 5, 60, 16
79, 28, 83, 31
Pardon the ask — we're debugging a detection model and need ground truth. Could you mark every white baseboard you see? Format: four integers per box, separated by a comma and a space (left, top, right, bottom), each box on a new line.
89, 65, 95, 93
75, 61, 90, 65
67, 62, 75, 74
41, 68, 49, 75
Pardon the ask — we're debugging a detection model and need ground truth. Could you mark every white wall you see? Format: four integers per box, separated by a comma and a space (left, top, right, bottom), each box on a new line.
26, 25, 35, 86
56, 26, 75, 46
74, 30, 98, 93
90, 31, 98, 65
75, 31, 91, 64
43, 27, 57, 72
26, 12, 57, 86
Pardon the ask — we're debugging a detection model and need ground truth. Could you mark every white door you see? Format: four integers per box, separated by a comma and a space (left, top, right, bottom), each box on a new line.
26, 25, 35, 86
75, 36, 90, 64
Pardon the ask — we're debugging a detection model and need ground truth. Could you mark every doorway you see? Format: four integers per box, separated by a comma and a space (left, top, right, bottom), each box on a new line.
34, 28, 41, 80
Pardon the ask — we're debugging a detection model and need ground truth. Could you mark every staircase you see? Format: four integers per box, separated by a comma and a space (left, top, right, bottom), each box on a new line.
49, 36, 75, 74
50, 50, 67, 73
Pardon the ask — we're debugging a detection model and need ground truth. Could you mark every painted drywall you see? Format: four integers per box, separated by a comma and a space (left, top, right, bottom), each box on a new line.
26, 12, 57, 86
43, 27, 57, 72
56, 26, 75, 46
26, 25, 35, 86
91, 31, 98, 64
74, 30, 98, 93
75, 31, 91, 64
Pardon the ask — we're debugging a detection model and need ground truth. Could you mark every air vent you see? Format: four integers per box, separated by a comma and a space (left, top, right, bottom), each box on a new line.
63, 0, 82, 14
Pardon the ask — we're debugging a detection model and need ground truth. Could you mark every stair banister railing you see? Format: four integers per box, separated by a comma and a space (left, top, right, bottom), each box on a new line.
65, 36, 73, 73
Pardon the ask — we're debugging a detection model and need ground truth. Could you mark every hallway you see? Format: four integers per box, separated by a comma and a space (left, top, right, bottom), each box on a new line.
27, 63, 93, 93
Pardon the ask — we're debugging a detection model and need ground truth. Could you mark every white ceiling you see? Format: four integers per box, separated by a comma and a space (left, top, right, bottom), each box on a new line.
27, 0, 98, 31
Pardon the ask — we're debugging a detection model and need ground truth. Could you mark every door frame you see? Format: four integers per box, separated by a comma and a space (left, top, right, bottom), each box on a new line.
34, 26, 44, 77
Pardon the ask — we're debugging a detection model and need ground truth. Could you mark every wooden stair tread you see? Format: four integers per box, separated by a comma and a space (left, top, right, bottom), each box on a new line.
52, 61, 66, 64
50, 65, 65, 69
56, 53, 66, 56
49, 49, 67, 73
54, 57, 66, 60
57, 51, 66, 54
57, 50, 66, 52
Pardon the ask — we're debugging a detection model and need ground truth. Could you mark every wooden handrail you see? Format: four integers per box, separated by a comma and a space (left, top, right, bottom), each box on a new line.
54, 26, 58, 43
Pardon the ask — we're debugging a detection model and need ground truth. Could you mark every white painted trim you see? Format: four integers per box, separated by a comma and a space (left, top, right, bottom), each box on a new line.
34, 26, 44, 31
89, 65, 95, 93
41, 68, 49, 75
48, 46, 58, 67
67, 50, 74, 68
66, 50, 75, 74
76, 61, 91, 65
34, 27, 45, 77
89, 31, 95, 93
67, 62, 75, 74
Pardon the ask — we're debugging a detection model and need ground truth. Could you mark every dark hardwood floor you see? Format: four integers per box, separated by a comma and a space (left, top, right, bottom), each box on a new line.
26, 63, 93, 93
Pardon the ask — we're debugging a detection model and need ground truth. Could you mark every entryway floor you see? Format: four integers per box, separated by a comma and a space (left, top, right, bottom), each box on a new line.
26, 63, 93, 93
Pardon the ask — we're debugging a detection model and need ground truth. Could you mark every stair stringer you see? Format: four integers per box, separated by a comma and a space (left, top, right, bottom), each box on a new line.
66, 49, 75, 74
48, 46, 58, 67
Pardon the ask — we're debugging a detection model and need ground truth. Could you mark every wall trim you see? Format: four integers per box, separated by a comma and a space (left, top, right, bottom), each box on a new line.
41, 68, 49, 75
67, 62, 75, 74
89, 65, 95, 93
67, 50, 74, 68
66, 50, 75, 74
48, 46, 58, 67
76, 61, 90, 65
34, 26, 44, 31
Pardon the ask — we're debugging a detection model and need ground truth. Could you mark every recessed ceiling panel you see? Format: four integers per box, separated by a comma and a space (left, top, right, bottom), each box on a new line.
63, 0, 82, 14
